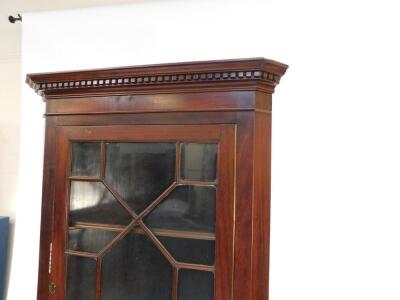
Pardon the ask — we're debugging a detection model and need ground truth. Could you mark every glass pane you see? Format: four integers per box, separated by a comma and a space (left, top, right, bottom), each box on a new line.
158, 236, 215, 265
67, 256, 96, 300
105, 143, 175, 214
181, 143, 217, 181
68, 228, 118, 253
145, 185, 216, 233
69, 181, 131, 225
71, 143, 100, 177
101, 231, 173, 300
178, 269, 214, 300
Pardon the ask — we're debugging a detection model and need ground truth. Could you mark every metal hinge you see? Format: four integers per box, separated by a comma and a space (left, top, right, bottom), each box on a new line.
48, 242, 53, 274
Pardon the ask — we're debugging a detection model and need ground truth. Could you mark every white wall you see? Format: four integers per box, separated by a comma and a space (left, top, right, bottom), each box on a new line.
8, 0, 400, 299
0, 57, 20, 300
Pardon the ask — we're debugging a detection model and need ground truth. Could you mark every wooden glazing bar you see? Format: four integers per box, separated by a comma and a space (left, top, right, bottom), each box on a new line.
70, 222, 126, 232
95, 258, 102, 300
70, 222, 216, 240
97, 219, 136, 258
134, 227, 216, 241
177, 180, 217, 187
138, 221, 177, 267
135, 182, 177, 221
177, 262, 215, 273
65, 250, 97, 259
102, 180, 137, 218
68, 176, 101, 182
172, 267, 179, 300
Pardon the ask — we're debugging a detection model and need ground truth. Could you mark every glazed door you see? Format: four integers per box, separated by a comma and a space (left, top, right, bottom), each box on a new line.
51, 125, 235, 300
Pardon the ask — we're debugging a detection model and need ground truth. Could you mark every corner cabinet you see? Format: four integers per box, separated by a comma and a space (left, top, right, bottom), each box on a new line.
26, 58, 288, 300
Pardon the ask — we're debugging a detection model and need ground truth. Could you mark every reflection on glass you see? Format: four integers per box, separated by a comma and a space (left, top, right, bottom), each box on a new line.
67, 141, 219, 299
178, 269, 214, 300
101, 231, 172, 300
181, 143, 217, 181
68, 228, 118, 253
67, 256, 96, 300
69, 181, 131, 225
158, 236, 215, 265
71, 143, 100, 177
105, 143, 175, 214
145, 185, 216, 233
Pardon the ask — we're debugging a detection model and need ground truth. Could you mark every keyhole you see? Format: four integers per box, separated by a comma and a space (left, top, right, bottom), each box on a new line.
49, 282, 56, 295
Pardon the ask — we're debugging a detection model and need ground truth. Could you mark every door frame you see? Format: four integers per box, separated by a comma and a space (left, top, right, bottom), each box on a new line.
50, 124, 236, 300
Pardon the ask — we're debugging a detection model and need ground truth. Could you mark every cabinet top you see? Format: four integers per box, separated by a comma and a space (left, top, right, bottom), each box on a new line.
26, 58, 288, 99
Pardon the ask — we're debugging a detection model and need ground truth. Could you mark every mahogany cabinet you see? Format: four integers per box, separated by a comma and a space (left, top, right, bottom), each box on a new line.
27, 58, 288, 300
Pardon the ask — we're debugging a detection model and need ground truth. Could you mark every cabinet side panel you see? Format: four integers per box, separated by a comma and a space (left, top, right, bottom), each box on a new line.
233, 113, 254, 300
37, 117, 57, 299
255, 92, 272, 112
251, 111, 272, 300
215, 126, 236, 300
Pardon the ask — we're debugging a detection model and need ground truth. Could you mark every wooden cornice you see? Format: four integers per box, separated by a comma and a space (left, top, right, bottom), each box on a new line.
26, 58, 288, 99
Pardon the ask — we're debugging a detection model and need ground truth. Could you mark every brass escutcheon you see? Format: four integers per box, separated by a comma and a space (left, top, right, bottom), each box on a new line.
49, 282, 56, 295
